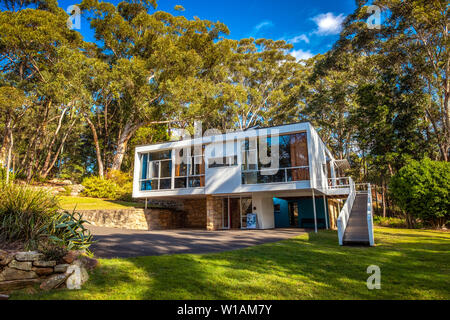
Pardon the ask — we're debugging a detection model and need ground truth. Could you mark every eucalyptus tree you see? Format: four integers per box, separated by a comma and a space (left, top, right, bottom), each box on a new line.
0, 1, 87, 180
79, 0, 230, 173
214, 38, 303, 131
334, 0, 449, 161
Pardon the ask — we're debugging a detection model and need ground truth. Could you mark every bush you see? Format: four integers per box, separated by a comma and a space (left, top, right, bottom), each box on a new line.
373, 216, 409, 229
0, 183, 60, 249
81, 170, 132, 201
0, 182, 93, 251
48, 210, 94, 251
389, 158, 450, 229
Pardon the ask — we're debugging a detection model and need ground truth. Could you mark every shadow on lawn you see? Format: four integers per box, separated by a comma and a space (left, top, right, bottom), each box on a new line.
127, 230, 450, 300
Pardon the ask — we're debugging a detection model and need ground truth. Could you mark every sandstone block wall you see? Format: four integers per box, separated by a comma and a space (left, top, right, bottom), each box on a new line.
206, 196, 223, 231
79, 201, 208, 231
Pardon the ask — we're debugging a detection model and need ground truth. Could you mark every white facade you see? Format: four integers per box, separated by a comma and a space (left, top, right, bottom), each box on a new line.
132, 122, 339, 229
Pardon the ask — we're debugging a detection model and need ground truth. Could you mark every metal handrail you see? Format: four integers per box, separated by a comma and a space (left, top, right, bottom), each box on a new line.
367, 184, 375, 246
337, 177, 356, 246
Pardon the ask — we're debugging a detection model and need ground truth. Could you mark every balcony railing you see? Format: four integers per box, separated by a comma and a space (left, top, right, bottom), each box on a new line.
242, 166, 310, 185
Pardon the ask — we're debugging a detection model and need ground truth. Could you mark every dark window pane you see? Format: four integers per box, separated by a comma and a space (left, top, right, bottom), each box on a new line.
242, 172, 258, 185
175, 163, 188, 177
141, 154, 148, 180
188, 177, 201, 188
149, 150, 171, 161
175, 177, 187, 189
148, 162, 159, 179
159, 179, 171, 190
160, 161, 172, 178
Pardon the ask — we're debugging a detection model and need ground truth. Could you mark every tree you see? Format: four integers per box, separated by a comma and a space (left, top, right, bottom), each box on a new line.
390, 158, 450, 228
334, 0, 449, 161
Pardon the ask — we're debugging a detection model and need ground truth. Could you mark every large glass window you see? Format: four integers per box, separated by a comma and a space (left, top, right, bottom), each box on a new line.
140, 151, 172, 191
175, 146, 205, 189
241, 132, 310, 185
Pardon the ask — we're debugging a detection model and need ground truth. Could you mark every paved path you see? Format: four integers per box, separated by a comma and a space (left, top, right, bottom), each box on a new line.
88, 227, 306, 259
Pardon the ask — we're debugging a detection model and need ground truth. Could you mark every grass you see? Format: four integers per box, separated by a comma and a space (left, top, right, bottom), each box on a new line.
59, 196, 144, 211
10, 227, 450, 300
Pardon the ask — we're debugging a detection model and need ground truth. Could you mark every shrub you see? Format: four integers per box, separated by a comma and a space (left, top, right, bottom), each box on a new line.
48, 210, 94, 252
373, 216, 409, 229
82, 170, 132, 201
389, 158, 450, 229
0, 182, 93, 251
0, 183, 60, 249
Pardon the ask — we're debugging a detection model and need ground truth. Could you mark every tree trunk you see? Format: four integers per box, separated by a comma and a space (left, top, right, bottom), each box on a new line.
110, 122, 138, 172
84, 113, 104, 178
5, 128, 13, 183
40, 107, 68, 176
41, 119, 77, 179
381, 181, 386, 218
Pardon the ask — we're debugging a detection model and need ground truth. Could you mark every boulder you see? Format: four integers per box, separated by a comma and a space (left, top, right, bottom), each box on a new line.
79, 256, 99, 271
9, 260, 32, 271
0, 279, 41, 293
62, 251, 80, 264
54, 264, 69, 273
66, 261, 89, 290
33, 261, 56, 267
15, 251, 44, 262
0, 250, 13, 266
0, 267, 38, 281
32, 267, 54, 276
40, 272, 72, 291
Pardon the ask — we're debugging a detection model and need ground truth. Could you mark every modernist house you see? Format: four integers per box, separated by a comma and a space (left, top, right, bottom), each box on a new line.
133, 122, 374, 246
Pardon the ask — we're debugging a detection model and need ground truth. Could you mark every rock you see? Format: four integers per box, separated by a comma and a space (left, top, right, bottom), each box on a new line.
79, 256, 98, 271
0, 294, 9, 300
62, 251, 80, 264
33, 261, 56, 267
66, 261, 89, 290
62, 180, 73, 185
32, 267, 54, 276
0, 250, 13, 266
9, 260, 32, 271
54, 264, 69, 273
40, 272, 72, 291
0, 267, 38, 281
15, 251, 44, 262
0, 279, 41, 293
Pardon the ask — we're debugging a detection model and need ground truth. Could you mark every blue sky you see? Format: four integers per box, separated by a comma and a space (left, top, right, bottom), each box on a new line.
59, 0, 357, 59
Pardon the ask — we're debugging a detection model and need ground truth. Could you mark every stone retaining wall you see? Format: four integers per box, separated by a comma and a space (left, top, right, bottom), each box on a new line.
0, 250, 97, 293
79, 203, 208, 231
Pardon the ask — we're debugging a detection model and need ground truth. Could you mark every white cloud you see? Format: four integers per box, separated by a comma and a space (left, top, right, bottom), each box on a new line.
312, 12, 346, 35
290, 49, 314, 61
288, 34, 310, 44
254, 20, 274, 32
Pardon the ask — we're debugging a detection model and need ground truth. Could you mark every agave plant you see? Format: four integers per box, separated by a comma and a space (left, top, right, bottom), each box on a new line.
48, 210, 94, 251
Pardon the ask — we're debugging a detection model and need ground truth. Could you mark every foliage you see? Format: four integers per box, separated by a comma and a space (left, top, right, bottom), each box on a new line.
0, 182, 93, 251
81, 171, 132, 201
373, 216, 408, 229
38, 240, 69, 262
0, 182, 60, 249
48, 210, 94, 252
389, 158, 450, 228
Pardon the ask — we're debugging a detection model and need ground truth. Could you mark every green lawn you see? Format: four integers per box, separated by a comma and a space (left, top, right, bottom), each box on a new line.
59, 196, 144, 211
11, 227, 450, 300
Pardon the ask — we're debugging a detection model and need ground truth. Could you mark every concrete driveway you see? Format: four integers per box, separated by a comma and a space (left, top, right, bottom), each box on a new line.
88, 226, 307, 258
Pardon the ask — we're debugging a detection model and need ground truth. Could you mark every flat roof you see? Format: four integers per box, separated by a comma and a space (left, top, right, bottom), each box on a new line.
135, 122, 312, 153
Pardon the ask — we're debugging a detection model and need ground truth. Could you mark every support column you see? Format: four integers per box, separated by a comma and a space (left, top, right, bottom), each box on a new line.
323, 195, 329, 230
206, 196, 223, 231
312, 189, 318, 233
